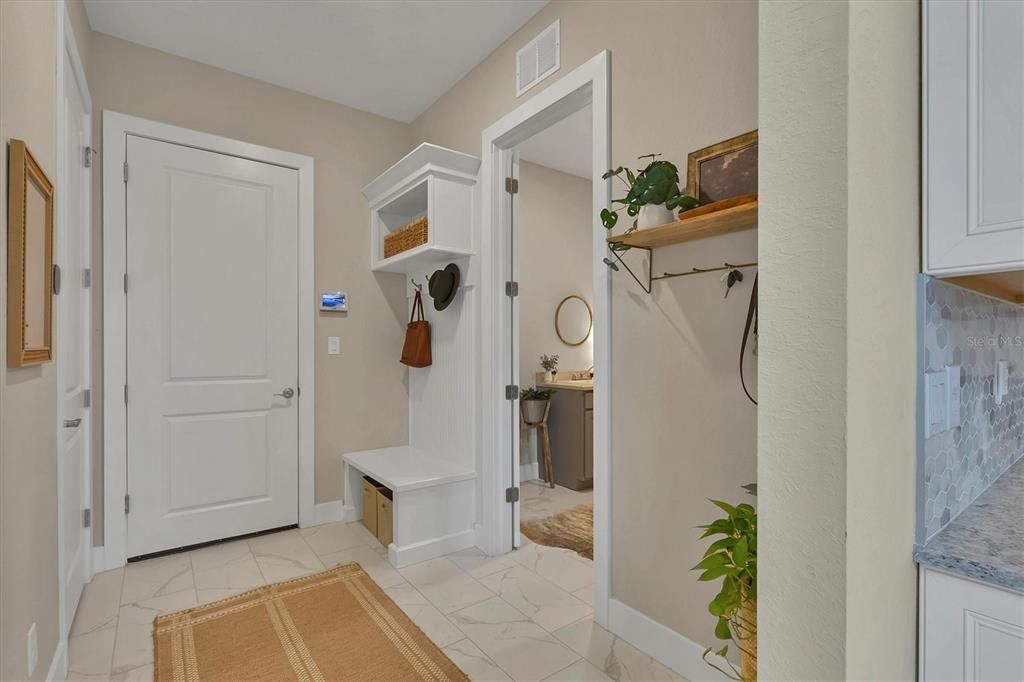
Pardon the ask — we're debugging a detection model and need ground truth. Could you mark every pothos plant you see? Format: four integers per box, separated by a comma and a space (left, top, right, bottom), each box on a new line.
692, 483, 757, 682
600, 154, 698, 247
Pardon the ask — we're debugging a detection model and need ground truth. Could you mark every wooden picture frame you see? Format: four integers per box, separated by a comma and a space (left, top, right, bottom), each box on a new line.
7, 139, 54, 367
687, 130, 758, 204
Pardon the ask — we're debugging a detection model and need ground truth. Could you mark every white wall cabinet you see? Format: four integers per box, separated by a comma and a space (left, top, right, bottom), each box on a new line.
923, 0, 1024, 276
920, 568, 1024, 681
362, 143, 480, 274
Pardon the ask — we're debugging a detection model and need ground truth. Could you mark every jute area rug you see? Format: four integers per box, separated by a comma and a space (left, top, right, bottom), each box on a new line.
520, 503, 593, 559
154, 563, 468, 682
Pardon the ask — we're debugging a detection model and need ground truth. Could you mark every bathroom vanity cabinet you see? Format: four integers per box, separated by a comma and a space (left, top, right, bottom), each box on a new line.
548, 388, 593, 491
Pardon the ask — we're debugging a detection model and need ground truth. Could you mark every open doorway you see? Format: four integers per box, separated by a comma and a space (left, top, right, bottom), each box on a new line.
478, 51, 610, 624
512, 105, 595, 559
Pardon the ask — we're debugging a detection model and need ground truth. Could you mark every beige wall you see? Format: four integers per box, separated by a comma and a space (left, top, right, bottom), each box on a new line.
759, 1, 919, 679
84, 32, 415, 540
0, 2, 62, 678
412, 0, 758, 649
517, 161, 593, 467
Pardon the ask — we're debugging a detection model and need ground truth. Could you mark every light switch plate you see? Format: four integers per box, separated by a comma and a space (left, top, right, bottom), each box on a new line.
327, 336, 340, 355
925, 370, 948, 437
945, 365, 961, 431
995, 360, 1009, 405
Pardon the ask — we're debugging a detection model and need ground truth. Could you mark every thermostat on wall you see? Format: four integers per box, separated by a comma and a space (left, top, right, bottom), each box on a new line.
320, 292, 348, 312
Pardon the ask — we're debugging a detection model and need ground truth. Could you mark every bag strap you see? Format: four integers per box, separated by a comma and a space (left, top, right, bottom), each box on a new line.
410, 291, 425, 323
740, 274, 758, 405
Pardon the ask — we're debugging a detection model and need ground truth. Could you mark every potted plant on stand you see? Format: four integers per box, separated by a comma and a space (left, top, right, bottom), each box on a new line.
692, 483, 757, 682
519, 386, 557, 424
540, 354, 559, 383
600, 154, 699, 237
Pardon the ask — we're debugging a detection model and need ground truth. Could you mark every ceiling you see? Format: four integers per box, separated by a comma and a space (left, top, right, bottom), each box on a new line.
84, 0, 548, 123
516, 105, 592, 179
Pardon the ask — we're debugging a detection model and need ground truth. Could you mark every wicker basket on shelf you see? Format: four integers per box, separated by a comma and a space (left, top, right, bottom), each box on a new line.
382, 216, 429, 259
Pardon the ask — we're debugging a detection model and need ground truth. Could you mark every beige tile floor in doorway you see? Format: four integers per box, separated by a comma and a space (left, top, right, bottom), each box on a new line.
520, 480, 594, 523
67, 521, 682, 681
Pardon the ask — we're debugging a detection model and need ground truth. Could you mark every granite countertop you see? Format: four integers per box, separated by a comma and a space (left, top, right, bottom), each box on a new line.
915, 457, 1024, 594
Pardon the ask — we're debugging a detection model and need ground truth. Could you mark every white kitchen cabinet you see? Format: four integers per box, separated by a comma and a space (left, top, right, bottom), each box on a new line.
923, 0, 1024, 276
920, 568, 1024, 681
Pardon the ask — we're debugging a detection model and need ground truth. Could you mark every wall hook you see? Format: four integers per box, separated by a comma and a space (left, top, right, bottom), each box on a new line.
411, 277, 423, 291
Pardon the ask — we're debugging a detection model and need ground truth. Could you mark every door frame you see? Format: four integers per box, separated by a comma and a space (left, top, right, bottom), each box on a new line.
101, 111, 315, 569
56, 0, 93, 647
478, 51, 612, 625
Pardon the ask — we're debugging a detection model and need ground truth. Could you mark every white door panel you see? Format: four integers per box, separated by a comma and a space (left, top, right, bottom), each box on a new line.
126, 136, 298, 557
59, 51, 91, 631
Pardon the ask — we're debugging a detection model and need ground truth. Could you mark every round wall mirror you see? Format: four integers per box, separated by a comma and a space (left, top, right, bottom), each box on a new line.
555, 295, 593, 347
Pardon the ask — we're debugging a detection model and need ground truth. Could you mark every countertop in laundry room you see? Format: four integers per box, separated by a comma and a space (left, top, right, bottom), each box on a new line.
915, 456, 1024, 594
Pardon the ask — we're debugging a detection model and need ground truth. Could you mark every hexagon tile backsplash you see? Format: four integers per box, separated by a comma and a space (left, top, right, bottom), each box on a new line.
917, 276, 1024, 544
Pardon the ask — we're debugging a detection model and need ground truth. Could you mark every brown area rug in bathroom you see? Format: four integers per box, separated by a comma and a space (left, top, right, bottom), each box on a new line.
520, 503, 593, 559
153, 563, 468, 682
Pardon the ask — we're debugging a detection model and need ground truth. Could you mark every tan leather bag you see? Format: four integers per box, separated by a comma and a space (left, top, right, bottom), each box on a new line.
400, 291, 431, 367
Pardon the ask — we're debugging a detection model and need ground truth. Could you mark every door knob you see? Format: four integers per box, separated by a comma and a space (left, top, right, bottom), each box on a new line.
274, 387, 295, 399
64, 417, 82, 428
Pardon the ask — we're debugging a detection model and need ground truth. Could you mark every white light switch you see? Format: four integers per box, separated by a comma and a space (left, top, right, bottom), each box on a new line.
327, 336, 340, 355
925, 370, 947, 437
995, 360, 1009, 405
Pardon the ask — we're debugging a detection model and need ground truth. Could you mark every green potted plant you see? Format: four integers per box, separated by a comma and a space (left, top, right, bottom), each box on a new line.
600, 154, 698, 239
540, 354, 559, 383
519, 386, 557, 424
692, 483, 757, 682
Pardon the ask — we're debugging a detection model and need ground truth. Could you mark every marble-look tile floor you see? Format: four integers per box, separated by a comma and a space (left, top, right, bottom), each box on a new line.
520, 481, 593, 523
67, 521, 683, 681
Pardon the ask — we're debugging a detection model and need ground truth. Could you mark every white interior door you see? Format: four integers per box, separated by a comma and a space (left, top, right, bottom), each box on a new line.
125, 136, 299, 557
58, 44, 92, 631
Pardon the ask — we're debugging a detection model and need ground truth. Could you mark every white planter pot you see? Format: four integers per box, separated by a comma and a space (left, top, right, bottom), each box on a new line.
637, 204, 675, 229
523, 400, 548, 424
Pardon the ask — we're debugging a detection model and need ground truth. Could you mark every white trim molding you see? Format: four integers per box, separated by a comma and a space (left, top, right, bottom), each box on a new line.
608, 598, 730, 682
101, 112, 315, 567
45, 637, 68, 682
478, 51, 612, 626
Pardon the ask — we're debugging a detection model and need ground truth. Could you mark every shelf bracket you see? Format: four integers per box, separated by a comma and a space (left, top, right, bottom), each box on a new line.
605, 244, 652, 294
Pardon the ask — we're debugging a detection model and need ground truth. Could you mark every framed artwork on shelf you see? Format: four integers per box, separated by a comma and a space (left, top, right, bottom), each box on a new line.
687, 130, 758, 204
7, 139, 55, 367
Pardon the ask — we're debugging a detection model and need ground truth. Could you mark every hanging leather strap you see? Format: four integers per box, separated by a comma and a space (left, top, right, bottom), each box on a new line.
410, 291, 425, 323
740, 274, 758, 405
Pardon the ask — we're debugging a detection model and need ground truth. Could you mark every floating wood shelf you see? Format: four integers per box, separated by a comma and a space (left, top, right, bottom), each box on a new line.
607, 199, 758, 249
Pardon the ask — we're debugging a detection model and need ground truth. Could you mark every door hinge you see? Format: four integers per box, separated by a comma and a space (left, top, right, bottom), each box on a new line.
505, 177, 519, 194
505, 281, 519, 297
505, 384, 519, 400
83, 146, 96, 168
123, 161, 129, 183
82, 508, 91, 528
123, 273, 128, 294
53, 264, 62, 295
124, 495, 130, 515
83, 389, 91, 408
505, 486, 520, 503
123, 384, 128, 405
82, 268, 91, 288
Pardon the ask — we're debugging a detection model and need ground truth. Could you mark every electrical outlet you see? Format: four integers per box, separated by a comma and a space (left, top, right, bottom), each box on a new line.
946, 365, 961, 431
925, 369, 948, 437
27, 623, 37, 677
995, 360, 1009, 405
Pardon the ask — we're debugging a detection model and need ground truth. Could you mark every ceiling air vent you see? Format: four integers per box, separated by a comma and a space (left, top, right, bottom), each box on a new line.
516, 20, 560, 97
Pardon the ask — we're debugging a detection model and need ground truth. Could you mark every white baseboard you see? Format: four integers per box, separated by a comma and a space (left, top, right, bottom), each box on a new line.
519, 462, 540, 482
608, 598, 731, 682
46, 637, 67, 682
312, 500, 351, 525
341, 504, 359, 522
388, 529, 476, 568
91, 546, 106, 573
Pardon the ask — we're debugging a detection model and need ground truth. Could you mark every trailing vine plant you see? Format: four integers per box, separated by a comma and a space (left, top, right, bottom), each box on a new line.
692, 483, 758, 681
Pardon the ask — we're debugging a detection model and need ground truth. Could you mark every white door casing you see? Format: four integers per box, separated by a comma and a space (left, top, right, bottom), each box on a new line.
57, 5, 92, 638
125, 136, 299, 557
103, 112, 315, 568
508, 151, 522, 545
479, 51, 611, 626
